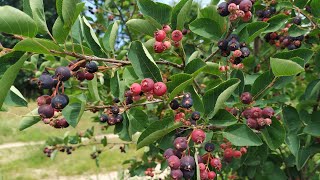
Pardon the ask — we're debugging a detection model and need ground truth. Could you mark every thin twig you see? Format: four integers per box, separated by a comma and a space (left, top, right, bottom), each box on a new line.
86, 99, 164, 110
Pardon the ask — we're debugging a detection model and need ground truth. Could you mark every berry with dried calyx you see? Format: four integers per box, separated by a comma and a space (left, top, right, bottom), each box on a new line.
240, 92, 253, 104
38, 104, 54, 118
55, 66, 71, 81
130, 83, 142, 96
205, 142, 215, 152
153, 82, 167, 96
154, 30, 166, 42
170, 99, 180, 110
141, 78, 154, 92
171, 30, 183, 42
191, 129, 206, 144
86, 62, 98, 73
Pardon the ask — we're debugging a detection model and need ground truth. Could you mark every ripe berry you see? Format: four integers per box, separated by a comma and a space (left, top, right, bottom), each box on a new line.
153, 82, 167, 96
171, 169, 183, 179
250, 107, 262, 118
107, 115, 117, 125
205, 142, 215, 152
228, 3, 238, 12
217, 2, 230, 17
125, 96, 133, 105
162, 25, 171, 33
262, 107, 275, 118
111, 106, 120, 114
51, 94, 69, 110
182, 29, 188, 35
113, 97, 120, 103
180, 156, 195, 171
240, 147, 247, 154
37, 95, 52, 106
247, 118, 258, 129
57, 118, 69, 128
221, 49, 231, 57
55, 66, 71, 81
171, 30, 183, 42
163, 41, 171, 50
232, 150, 242, 158
168, 155, 181, 169
86, 62, 98, 73
154, 41, 165, 53
181, 97, 193, 109
170, 99, 180, 110
233, 50, 242, 57
114, 114, 123, 123
240, 92, 253, 104
182, 169, 195, 179
130, 83, 142, 96
200, 170, 208, 180
164, 148, 175, 159
76, 71, 86, 81
38, 104, 54, 118
292, 17, 301, 25
191, 129, 206, 144
218, 40, 228, 50
191, 111, 200, 121
85, 72, 94, 80
199, 163, 206, 171
210, 158, 222, 171
38, 74, 54, 89
141, 78, 154, 92
287, 44, 297, 50
240, 47, 250, 57
208, 171, 216, 180
100, 114, 108, 123
154, 30, 166, 42
239, 0, 252, 12
228, 39, 240, 51
173, 137, 188, 151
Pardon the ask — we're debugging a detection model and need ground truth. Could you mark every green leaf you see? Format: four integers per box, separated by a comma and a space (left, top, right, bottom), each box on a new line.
56, 0, 63, 20
270, 58, 304, 77
251, 70, 274, 96
114, 112, 132, 141
110, 71, 120, 98
128, 41, 162, 82
171, 0, 190, 30
0, 52, 29, 109
288, 24, 309, 37
273, 48, 314, 64
238, 22, 269, 43
230, 70, 245, 96
304, 79, 320, 100
63, 43, 94, 55
4, 86, 28, 107
282, 106, 303, 133
185, 58, 207, 77
126, 19, 157, 37
189, 18, 223, 41
14, 38, 63, 55
23, 0, 49, 34
311, 0, 320, 18
203, 79, 240, 118
198, 5, 227, 33
223, 124, 263, 146
137, 0, 172, 25
174, 0, 193, 30
261, 118, 286, 150
263, 14, 288, 33
62, 94, 86, 128
103, 21, 119, 52
87, 74, 101, 101
101, 136, 107, 147
52, 17, 68, 43
167, 73, 194, 101
209, 109, 237, 127
0, 6, 37, 37
62, 0, 82, 28
286, 132, 300, 157
127, 108, 149, 136
203, 62, 221, 75
304, 111, 320, 136
295, 0, 308, 8
185, 85, 204, 114
19, 108, 40, 131
137, 118, 182, 149
296, 144, 320, 170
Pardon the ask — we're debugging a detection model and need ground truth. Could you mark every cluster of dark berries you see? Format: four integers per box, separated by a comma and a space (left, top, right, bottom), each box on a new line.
220, 141, 247, 163
43, 146, 74, 157
99, 106, 123, 126
170, 93, 193, 110
217, 0, 255, 22
70, 60, 98, 81
240, 92, 275, 130
218, 35, 250, 65
144, 168, 155, 177
256, 6, 277, 21
154, 25, 184, 53
264, 31, 304, 51
90, 150, 102, 159
123, 78, 167, 105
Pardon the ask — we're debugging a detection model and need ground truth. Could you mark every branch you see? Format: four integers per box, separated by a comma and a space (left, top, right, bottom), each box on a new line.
253, 77, 278, 100
204, 49, 219, 62
86, 99, 164, 110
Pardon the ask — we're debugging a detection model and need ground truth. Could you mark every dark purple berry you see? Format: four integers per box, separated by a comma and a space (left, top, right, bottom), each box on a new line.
221, 49, 231, 57
262, 107, 275, 118
204, 142, 215, 152
173, 137, 188, 151
55, 66, 71, 81
218, 40, 228, 51
181, 98, 193, 109
38, 74, 54, 89
100, 114, 108, 123
37, 95, 52, 106
57, 118, 69, 128
239, 0, 252, 12
86, 62, 98, 73
107, 115, 117, 125
217, 2, 230, 17
51, 94, 69, 109
113, 97, 120, 103
38, 104, 54, 118
269, 6, 276, 14
263, 9, 272, 18
240, 47, 250, 57
170, 99, 180, 110
114, 114, 123, 123
234, 57, 243, 65
111, 106, 120, 114
227, 34, 240, 42
228, 39, 240, 51
182, 169, 195, 179
240, 92, 253, 104
180, 156, 195, 171
191, 111, 200, 121
287, 44, 297, 50
125, 96, 133, 105
256, 10, 264, 18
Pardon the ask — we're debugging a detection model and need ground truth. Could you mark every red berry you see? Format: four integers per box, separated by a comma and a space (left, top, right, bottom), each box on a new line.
132, 95, 141, 101
242, 11, 252, 22
265, 118, 272, 126
174, 112, 185, 122
168, 155, 181, 169
85, 72, 94, 80
170, 169, 183, 179
191, 129, 206, 144
208, 171, 216, 180
200, 170, 208, 180
250, 107, 262, 118
130, 83, 142, 96
219, 66, 226, 72
233, 50, 242, 57
236, 10, 245, 17
173, 41, 180, 47
233, 150, 242, 158
224, 148, 233, 159
247, 118, 258, 129
37, 95, 52, 106
163, 41, 171, 50
76, 71, 86, 81
262, 107, 275, 118
162, 25, 171, 33
240, 147, 247, 154
220, 143, 227, 150
154, 41, 165, 53
239, 0, 252, 12
199, 163, 206, 171
210, 158, 222, 171
154, 30, 166, 42
153, 82, 167, 96
172, 30, 183, 41
141, 78, 154, 92
240, 92, 253, 104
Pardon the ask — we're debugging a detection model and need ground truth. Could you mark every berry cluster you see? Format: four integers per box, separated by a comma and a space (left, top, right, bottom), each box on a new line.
240, 92, 275, 130
256, 6, 277, 21
219, 141, 247, 163
217, 0, 255, 22
218, 35, 250, 65
37, 61, 99, 128
99, 106, 123, 126
264, 29, 304, 51
43, 146, 74, 157
144, 168, 155, 177
153, 25, 183, 53
90, 149, 102, 159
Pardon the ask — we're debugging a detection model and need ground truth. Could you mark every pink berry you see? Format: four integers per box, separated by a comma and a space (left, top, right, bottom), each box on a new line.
250, 107, 262, 118
167, 155, 181, 169
210, 158, 222, 171
154, 41, 165, 53
162, 25, 172, 33
247, 118, 258, 129
228, 3, 238, 12
242, 11, 252, 22
224, 148, 233, 159
200, 170, 208, 180
257, 118, 266, 127
236, 10, 245, 18
265, 118, 272, 126
191, 129, 206, 144
208, 171, 216, 180
173, 41, 180, 47
172, 30, 183, 41
132, 95, 141, 101
130, 83, 142, 95
233, 150, 242, 158
240, 147, 247, 154
229, 13, 238, 21
163, 41, 171, 50
262, 107, 275, 118
233, 50, 242, 57
141, 78, 154, 92
219, 66, 226, 72
154, 30, 166, 42
37, 95, 52, 106
153, 82, 167, 96
240, 92, 253, 104
199, 163, 206, 171
174, 137, 188, 151
174, 112, 185, 122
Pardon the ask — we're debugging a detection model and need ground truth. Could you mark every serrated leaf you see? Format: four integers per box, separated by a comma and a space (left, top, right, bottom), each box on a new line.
273, 48, 314, 64
128, 41, 162, 82
270, 58, 304, 77
263, 14, 288, 33
210, 109, 237, 127
19, 108, 40, 131
126, 19, 157, 37
239, 22, 269, 43
176, 0, 193, 30
185, 58, 207, 77
261, 118, 286, 150
223, 124, 263, 146
167, 73, 194, 101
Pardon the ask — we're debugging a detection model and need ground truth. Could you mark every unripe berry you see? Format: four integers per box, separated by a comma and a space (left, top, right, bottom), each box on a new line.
242, 108, 252, 119
224, 148, 233, 159
168, 155, 181, 169
200, 170, 208, 180
154, 30, 166, 42
76, 71, 86, 81
132, 95, 141, 101
240, 147, 247, 154
262, 107, 275, 118
228, 3, 238, 12
240, 92, 253, 104
236, 10, 245, 18
85, 72, 94, 80
239, 0, 252, 12
242, 11, 252, 22
219, 66, 226, 72
38, 104, 54, 118
130, 83, 142, 96
233, 150, 242, 158
229, 13, 238, 21
191, 111, 201, 120
171, 30, 183, 41
173, 41, 180, 47
191, 129, 206, 144
170, 99, 180, 110
174, 112, 185, 122
173, 137, 188, 151
208, 171, 216, 180
247, 118, 258, 129
233, 50, 242, 57
57, 118, 69, 128
163, 41, 171, 50
265, 118, 272, 126
257, 118, 266, 127
199, 163, 206, 171
141, 78, 154, 92
210, 158, 222, 171
180, 156, 195, 171
250, 107, 262, 118
153, 82, 167, 96
171, 169, 183, 179
162, 25, 171, 33
220, 143, 227, 150
154, 41, 165, 53
204, 142, 215, 152
163, 148, 175, 159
